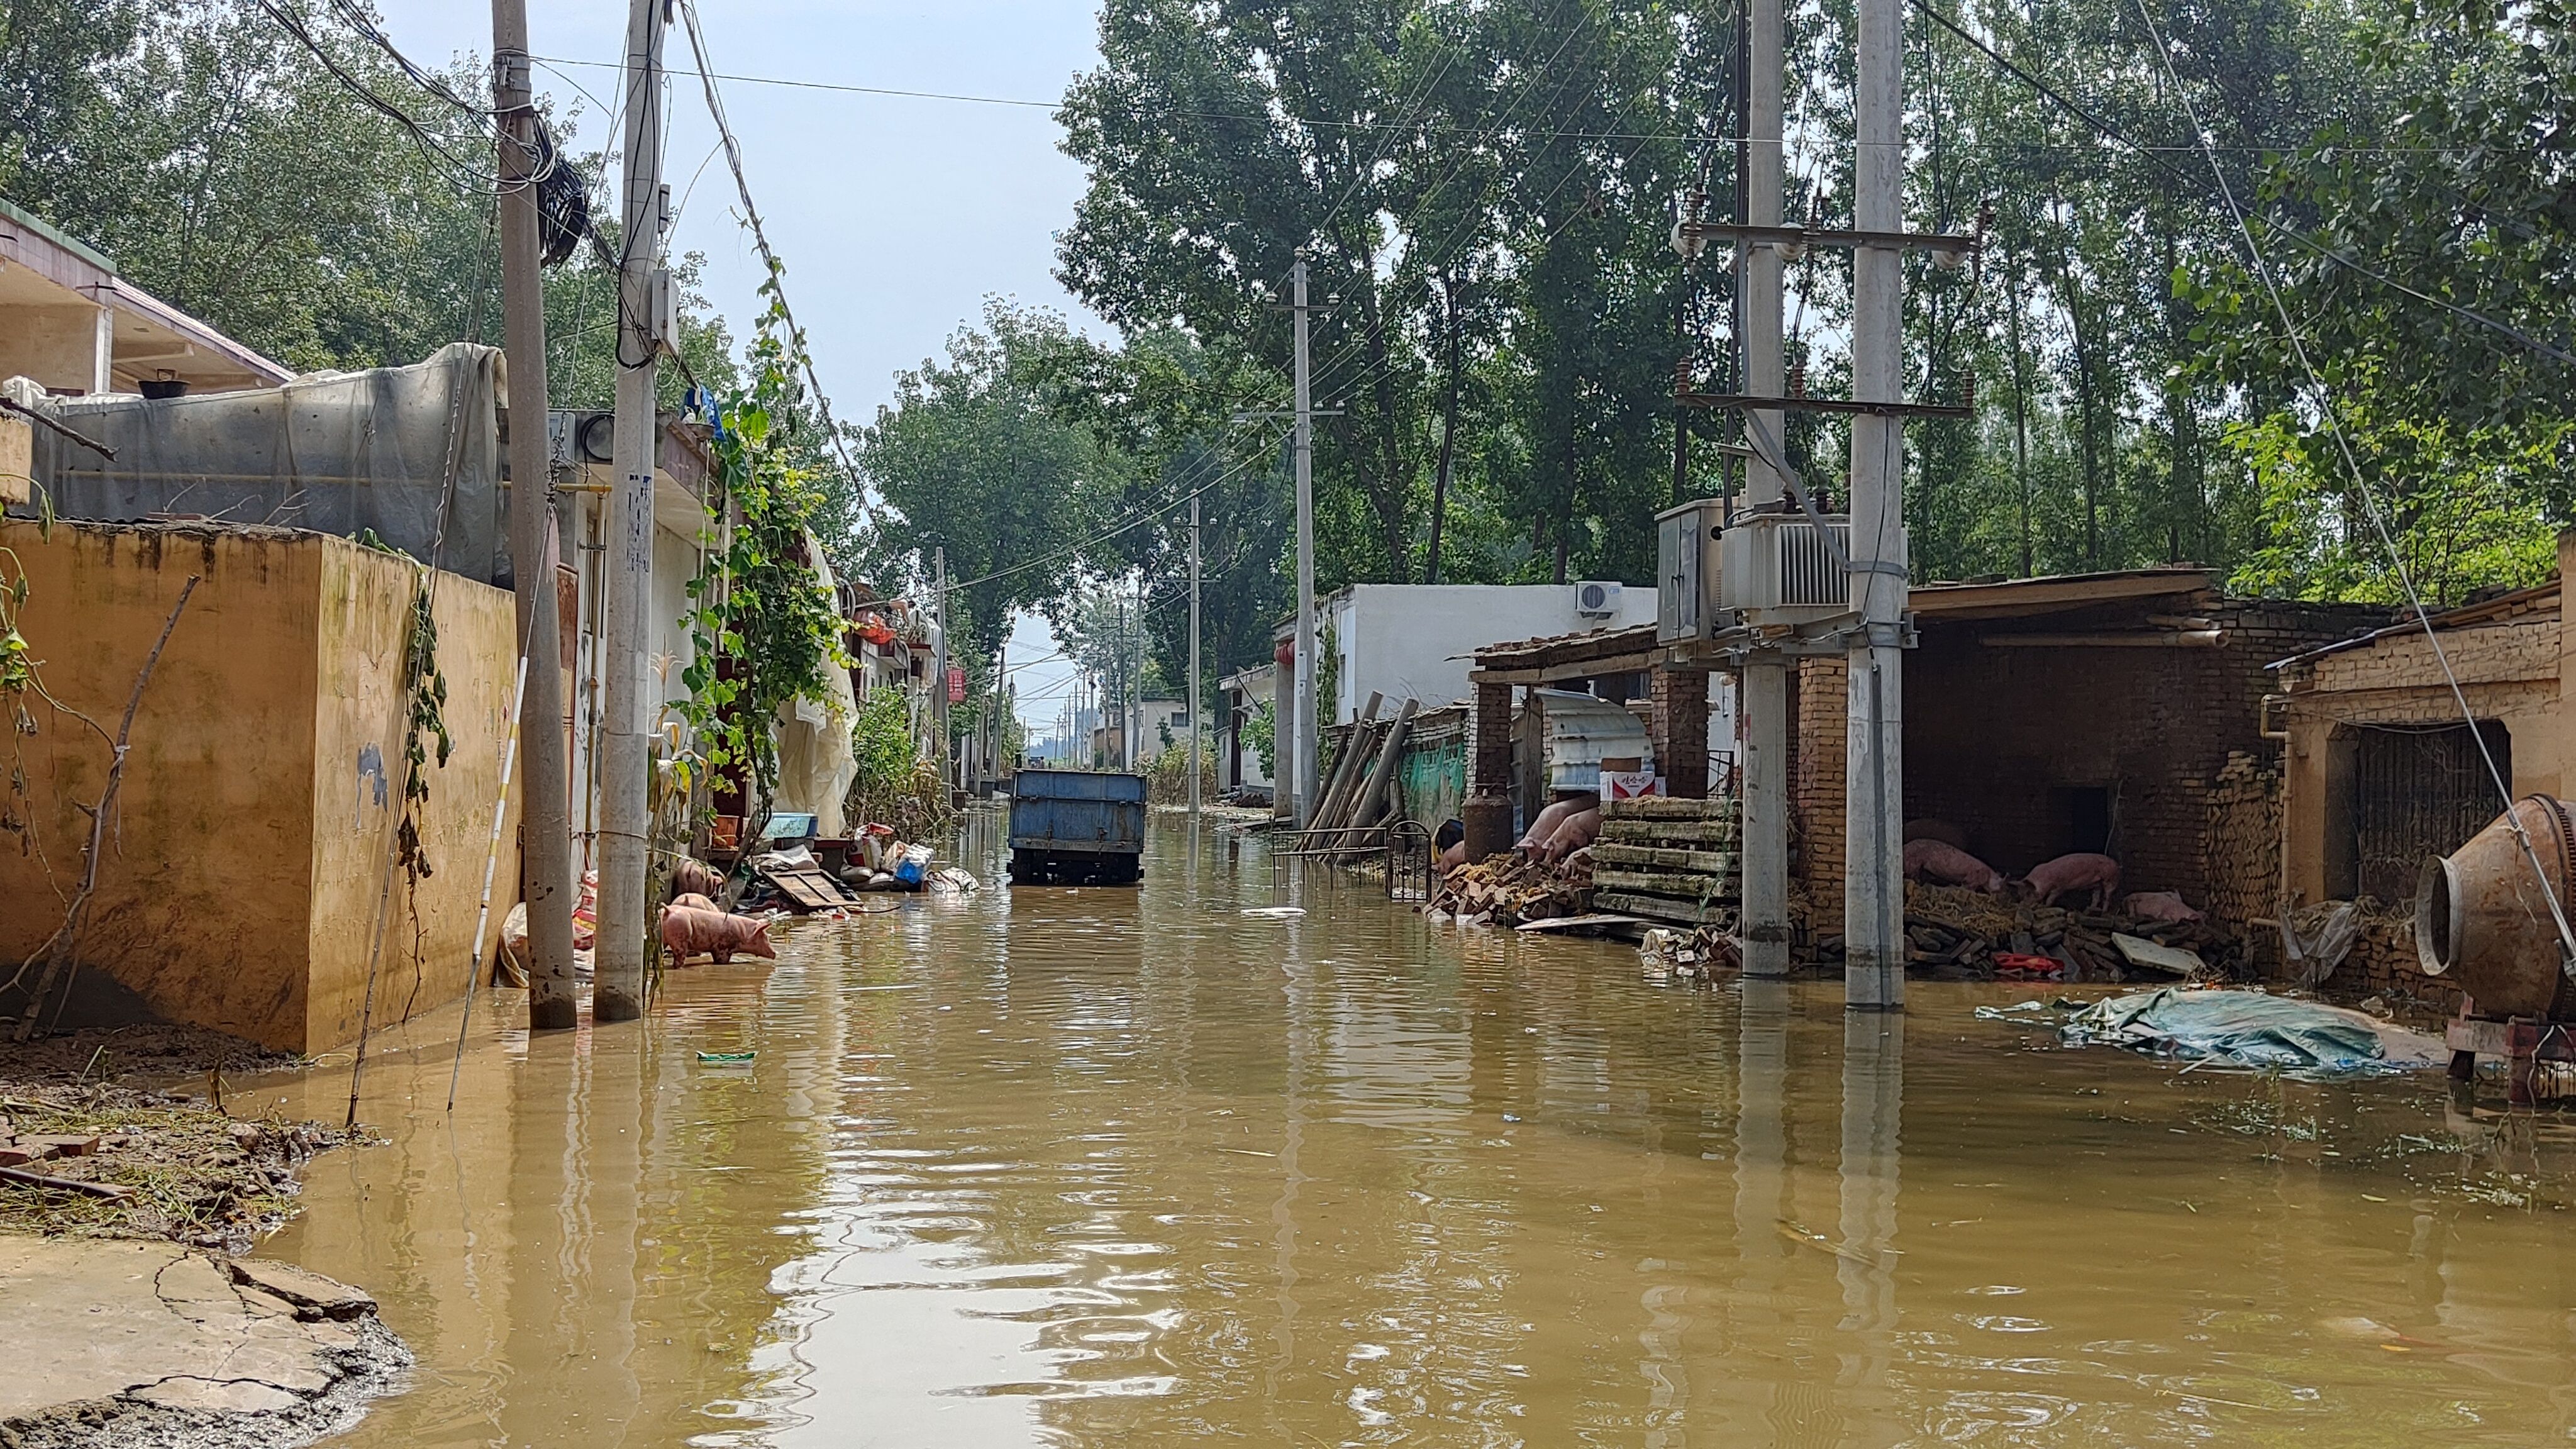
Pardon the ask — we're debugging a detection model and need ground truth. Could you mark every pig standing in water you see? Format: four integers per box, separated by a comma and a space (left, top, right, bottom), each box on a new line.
659, 906, 777, 967
2022, 852, 2122, 909
1903, 838, 2006, 894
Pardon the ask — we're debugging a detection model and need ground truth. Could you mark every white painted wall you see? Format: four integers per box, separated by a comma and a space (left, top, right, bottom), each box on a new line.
1320, 584, 1660, 723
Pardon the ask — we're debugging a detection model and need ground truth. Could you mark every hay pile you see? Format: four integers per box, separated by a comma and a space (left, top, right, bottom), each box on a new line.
1810, 882, 2251, 980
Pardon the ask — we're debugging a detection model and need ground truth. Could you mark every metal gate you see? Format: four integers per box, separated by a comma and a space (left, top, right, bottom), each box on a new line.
2353, 721, 2507, 902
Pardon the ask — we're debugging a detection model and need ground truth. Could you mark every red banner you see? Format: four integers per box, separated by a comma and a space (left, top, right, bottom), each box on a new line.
946, 665, 966, 703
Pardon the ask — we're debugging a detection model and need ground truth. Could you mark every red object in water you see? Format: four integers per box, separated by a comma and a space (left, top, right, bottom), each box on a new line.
1992, 952, 2062, 978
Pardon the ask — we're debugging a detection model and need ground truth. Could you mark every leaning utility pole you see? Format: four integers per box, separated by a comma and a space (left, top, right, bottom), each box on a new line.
492, 0, 577, 1031
1290, 253, 1319, 826
1187, 494, 1202, 821
594, 0, 667, 1024
1738, 0, 1792, 982
1845, 0, 1907, 1011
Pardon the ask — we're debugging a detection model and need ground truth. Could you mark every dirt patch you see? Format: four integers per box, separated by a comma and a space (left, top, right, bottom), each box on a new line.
0, 1023, 299, 1089
0, 1080, 352, 1253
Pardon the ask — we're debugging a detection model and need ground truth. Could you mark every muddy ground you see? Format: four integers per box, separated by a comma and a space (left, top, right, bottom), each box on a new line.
0, 1026, 404, 1448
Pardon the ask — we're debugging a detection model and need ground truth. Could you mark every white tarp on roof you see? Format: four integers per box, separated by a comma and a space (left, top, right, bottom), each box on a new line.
23, 343, 510, 584
772, 531, 859, 836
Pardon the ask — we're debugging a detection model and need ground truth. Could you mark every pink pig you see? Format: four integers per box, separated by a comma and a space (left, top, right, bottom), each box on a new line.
2123, 890, 2203, 924
2021, 852, 2123, 909
666, 892, 719, 914
658, 906, 777, 967
1536, 807, 1601, 865
1903, 838, 2006, 894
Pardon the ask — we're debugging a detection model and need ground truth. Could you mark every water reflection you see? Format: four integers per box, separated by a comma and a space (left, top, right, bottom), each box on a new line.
253, 816, 2576, 1447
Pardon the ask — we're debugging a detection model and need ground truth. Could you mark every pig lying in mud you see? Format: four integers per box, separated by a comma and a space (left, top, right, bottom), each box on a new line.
1532, 807, 1601, 865
1516, 796, 1597, 855
658, 906, 777, 967
2020, 852, 2123, 909
1902, 838, 2005, 894
2123, 890, 2202, 923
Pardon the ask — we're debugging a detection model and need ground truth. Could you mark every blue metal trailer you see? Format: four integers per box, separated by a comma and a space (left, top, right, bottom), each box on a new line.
1008, 769, 1147, 885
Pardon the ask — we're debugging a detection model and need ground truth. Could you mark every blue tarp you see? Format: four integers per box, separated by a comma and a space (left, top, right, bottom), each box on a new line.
1980, 988, 2444, 1080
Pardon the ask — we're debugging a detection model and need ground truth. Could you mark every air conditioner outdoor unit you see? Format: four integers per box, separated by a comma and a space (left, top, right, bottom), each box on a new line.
1654, 497, 1727, 643
1575, 580, 1622, 618
1719, 513, 1867, 626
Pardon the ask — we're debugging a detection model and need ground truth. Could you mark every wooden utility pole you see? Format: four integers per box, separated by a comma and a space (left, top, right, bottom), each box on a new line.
1845, 0, 1908, 1011
595, 0, 667, 1023
491, 0, 577, 1031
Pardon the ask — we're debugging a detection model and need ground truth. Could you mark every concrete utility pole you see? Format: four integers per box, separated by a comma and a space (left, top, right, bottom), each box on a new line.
491, 0, 577, 1031
1845, 0, 1908, 1011
1739, 0, 1792, 982
594, 0, 668, 1024
933, 547, 949, 782
1290, 253, 1319, 826
1188, 494, 1202, 821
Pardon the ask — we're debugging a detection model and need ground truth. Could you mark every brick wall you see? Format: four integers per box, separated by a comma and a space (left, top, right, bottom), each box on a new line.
1793, 597, 2377, 929
1650, 668, 1710, 799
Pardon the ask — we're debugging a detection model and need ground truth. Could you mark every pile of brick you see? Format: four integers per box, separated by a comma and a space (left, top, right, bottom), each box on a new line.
2203, 750, 2281, 930
1429, 853, 1590, 925
1589, 797, 1738, 926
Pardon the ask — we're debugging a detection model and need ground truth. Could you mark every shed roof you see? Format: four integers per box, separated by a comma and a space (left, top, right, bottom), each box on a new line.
2268, 581, 2560, 670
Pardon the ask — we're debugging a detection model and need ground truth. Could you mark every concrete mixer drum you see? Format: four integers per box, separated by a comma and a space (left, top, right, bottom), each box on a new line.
2415, 794, 2576, 1019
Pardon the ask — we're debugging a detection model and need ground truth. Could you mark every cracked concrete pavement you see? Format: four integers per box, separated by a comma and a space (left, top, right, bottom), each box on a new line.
0, 1235, 407, 1448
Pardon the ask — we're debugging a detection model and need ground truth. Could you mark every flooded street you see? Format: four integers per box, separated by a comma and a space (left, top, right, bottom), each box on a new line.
255, 816, 2576, 1446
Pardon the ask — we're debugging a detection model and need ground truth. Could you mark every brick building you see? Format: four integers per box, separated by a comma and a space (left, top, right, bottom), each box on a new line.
2268, 535, 2575, 996
1791, 570, 2382, 933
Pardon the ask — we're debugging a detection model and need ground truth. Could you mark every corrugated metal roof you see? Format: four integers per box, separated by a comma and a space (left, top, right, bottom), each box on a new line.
1538, 689, 1652, 791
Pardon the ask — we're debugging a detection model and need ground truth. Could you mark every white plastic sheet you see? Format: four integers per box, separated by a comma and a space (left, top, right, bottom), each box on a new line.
771, 530, 859, 836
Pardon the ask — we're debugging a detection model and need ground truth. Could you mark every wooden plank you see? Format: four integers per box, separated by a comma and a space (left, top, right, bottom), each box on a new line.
1600, 819, 1740, 846
1591, 867, 1733, 896
1591, 843, 1738, 874
1602, 796, 1736, 821
1516, 913, 1654, 936
1594, 891, 1729, 924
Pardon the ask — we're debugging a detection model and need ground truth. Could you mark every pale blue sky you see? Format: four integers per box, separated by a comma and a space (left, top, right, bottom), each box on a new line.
375, 0, 1102, 730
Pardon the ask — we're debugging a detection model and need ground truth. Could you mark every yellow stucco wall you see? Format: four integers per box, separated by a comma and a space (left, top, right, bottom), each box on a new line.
0, 522, 321, 1044
304, 538, 523, 1051
0, 523, 522, 1052
2280, 614, 2570, 906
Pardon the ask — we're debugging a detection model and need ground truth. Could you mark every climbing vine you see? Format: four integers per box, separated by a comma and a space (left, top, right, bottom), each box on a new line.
358, 530, 451, 882
676, 275, 852, 819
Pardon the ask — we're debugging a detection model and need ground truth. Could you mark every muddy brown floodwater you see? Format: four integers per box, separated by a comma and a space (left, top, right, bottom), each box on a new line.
248, 813, 2576, 1446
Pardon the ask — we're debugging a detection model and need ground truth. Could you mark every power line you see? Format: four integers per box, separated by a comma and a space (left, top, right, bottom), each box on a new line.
674, 0, 863, 484
1910, 0, 2576, 369
526, 51, 2518, 157
2123, 0, 2576, 968
938, 423, 1289, 594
